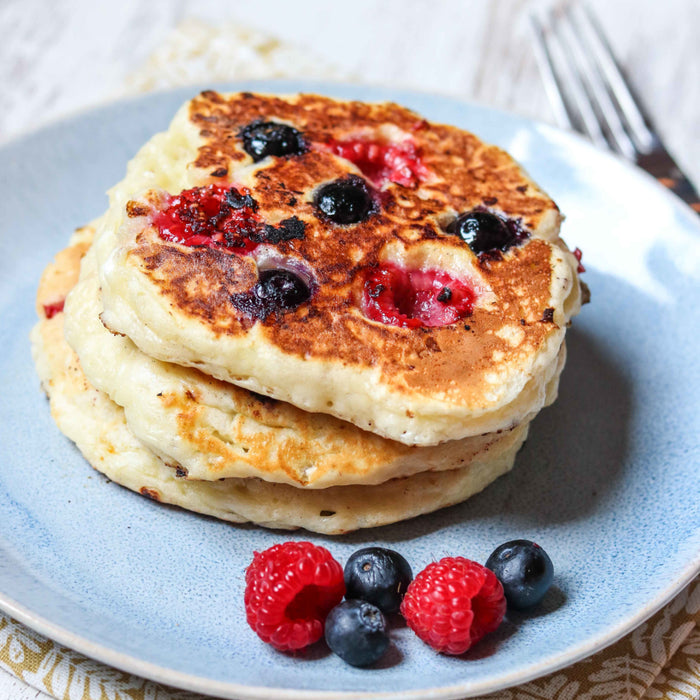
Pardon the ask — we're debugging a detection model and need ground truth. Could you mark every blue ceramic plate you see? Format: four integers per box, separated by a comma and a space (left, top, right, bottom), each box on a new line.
0, 81, 698, 699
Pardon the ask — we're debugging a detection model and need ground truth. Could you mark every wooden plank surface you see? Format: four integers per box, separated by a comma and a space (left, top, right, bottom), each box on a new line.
1, 0, 698, 186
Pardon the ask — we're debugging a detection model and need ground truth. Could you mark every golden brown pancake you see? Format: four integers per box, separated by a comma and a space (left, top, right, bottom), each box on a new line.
95, 92, 584, 445
65, 223, 552, 488
31, 231, 531, 534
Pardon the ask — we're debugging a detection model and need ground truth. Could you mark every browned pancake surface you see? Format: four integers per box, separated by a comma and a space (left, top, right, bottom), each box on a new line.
124, 92, 567, 409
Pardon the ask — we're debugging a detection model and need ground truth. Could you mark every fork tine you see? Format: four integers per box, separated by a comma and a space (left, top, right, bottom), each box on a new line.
533, 2, 699, 212
529, 14, 573, 131
539, 7, 609, 150
559, 3, 637, 159
578, 2, 657, 153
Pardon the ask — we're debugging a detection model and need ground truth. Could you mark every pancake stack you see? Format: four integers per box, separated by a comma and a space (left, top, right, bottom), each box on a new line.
31, 92, 585, 534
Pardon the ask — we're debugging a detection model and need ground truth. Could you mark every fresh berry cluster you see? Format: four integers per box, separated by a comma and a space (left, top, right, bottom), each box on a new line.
244, 539, 554, 667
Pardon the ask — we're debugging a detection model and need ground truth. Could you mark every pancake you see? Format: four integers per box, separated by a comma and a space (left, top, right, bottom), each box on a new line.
65, 224, 556, 488
94, 91, 584, 446
31, 234, 530, 534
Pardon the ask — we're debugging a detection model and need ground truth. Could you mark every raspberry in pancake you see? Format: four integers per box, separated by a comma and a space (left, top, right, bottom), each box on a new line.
94, 91, 584, 445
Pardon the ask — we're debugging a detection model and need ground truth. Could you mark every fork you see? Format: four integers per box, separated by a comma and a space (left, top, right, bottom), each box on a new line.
530, 2, 700, 214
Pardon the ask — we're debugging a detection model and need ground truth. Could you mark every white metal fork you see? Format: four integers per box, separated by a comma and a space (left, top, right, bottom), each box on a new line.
530, 2, 700, 213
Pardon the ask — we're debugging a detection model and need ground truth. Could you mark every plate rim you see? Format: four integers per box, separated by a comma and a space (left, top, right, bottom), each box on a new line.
1, 78, 699, 699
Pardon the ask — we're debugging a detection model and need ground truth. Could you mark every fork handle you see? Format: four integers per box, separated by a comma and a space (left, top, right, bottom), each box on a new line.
636, 151, 700, 215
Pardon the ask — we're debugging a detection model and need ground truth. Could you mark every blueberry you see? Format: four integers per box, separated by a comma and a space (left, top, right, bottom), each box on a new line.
485, 540, 554, 610
344, 547, 413, 614
446, 210, 518, 255
254, 269, 310, 311
314, 175, 374, 225
239, 120, 306, 162
324, 600, 389, 667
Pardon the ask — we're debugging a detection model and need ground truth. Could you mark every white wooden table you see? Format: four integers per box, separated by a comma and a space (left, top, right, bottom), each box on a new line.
2, 0, 698, 186
1, 0, 698, 697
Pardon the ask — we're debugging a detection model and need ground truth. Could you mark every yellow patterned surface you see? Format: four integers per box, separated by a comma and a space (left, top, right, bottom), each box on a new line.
0, 577, 697, 700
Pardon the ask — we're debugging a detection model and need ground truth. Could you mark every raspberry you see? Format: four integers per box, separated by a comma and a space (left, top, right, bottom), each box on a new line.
400, 557, 506, 655
244, 541, 345, 651
152, 184, 260, 254
362, 263, 476, 329
328, 137, 429, 188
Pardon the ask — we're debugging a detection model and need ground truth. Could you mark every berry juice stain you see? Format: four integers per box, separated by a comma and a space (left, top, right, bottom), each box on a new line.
362, 263, 476, 328
43, 300, 65, 319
